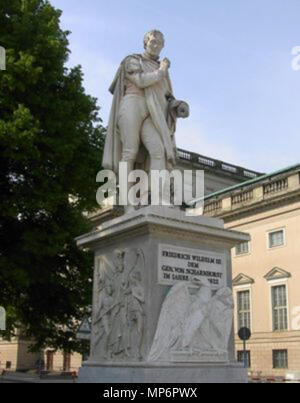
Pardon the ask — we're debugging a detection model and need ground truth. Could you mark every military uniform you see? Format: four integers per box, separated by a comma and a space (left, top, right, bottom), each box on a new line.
117, 54, 173, 173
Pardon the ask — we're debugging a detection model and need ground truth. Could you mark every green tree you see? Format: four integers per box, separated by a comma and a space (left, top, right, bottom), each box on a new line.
0, 0, 104, 353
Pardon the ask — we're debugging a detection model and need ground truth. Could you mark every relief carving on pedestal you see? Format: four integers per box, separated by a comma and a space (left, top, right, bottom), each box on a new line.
92, 248, 145, 361
149, 278, 234, 363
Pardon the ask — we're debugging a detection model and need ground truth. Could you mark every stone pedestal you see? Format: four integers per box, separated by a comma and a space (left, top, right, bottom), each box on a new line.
78, 362, 246, 383
76, 206, 249, 383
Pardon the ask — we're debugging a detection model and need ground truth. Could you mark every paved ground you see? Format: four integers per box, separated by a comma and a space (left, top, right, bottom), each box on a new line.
0, 371, 76, 383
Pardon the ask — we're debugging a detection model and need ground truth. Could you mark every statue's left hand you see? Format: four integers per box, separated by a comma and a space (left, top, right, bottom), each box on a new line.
169, 99, 190, 119
176, 102, 189, 119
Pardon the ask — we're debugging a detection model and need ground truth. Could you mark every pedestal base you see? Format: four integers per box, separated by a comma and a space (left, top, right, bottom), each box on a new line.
76, 207, 250, 384
78, 362, 248, 383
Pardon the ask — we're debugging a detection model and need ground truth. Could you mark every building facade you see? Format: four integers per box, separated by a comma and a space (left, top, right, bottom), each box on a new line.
0, 336, 83, 373
0, 338, 39, 372
204, 164, 300, 378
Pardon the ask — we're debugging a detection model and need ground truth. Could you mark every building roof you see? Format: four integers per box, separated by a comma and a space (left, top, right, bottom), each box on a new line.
187, 162, 300, 206
177, 148, 263, 182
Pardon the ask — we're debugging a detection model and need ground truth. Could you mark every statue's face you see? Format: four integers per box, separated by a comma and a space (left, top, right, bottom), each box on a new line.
145, 32, 164, 58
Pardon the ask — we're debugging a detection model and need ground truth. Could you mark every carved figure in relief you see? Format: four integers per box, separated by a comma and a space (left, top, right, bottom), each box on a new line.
127, 269, 145, 359
93, 283, 114, 358
92, 248, 145, 361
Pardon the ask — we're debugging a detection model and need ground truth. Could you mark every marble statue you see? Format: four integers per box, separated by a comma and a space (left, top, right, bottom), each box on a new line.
102, 30, 189, 210
148, 278, 234, 362
77, 29, 249, 383
92, 248, 145, 361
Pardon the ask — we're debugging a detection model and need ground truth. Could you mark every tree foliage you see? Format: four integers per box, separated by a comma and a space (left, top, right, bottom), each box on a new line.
0, 0, 104, 353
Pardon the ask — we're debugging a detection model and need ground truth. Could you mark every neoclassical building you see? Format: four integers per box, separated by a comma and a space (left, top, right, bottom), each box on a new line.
203, 163, 300, 378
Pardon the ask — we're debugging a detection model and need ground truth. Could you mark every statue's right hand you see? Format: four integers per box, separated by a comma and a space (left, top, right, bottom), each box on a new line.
160, 58, 171, 72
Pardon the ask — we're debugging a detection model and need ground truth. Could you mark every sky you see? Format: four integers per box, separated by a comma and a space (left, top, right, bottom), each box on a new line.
51, 0, 300, 173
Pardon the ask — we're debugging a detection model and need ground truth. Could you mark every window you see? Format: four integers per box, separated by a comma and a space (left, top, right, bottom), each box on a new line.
236, 241, 249, 256
46, 351, 54, 372
237, 290, 251, 330
237, 351, 251, 368
273, 350, 288, 369
272, 285, 288, 331
268, 230, 284, 248
63, 352, 71, 372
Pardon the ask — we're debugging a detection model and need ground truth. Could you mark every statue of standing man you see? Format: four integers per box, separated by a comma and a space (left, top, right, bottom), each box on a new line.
102, 30, 189, 211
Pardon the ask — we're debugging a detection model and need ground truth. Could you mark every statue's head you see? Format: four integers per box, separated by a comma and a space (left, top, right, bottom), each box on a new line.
143, 30, 165, 58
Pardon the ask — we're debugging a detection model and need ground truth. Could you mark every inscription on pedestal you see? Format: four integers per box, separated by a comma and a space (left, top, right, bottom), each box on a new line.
158, 244, 226, 289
